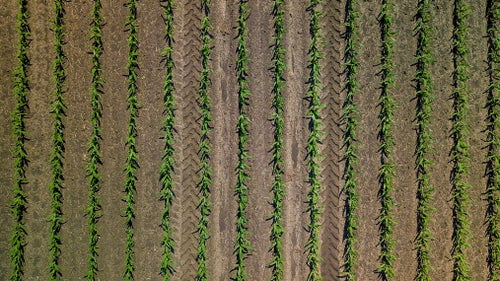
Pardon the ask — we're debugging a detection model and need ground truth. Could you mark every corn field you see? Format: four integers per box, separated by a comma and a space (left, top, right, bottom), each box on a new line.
0, 0, 499, 280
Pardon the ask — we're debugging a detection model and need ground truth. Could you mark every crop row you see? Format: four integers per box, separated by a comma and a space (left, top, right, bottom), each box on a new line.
233, 0, 252, 279
486, 1, 500, 281
85, 0, 104, 280
10, 0, 30, 280
304, 0, 323, 280
196, 0, 213, 279
414, 1, 434, 280
342, 0, 360, 280
376, 0, 396, 280
450, 1, 472, 280
48, 0, 66, 280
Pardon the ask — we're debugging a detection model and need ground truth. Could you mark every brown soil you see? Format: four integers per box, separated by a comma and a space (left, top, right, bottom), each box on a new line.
0, 0, 493, 280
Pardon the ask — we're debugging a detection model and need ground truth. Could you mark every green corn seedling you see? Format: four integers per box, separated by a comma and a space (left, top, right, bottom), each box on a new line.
10, 0, 30, 280
376, 0, 396, 280
414, 1, 435, 280
233, 0, 252, 279
196, 0, 213, 280
450, 1, 472, 280
305, 0, 324, 280
342, 0, 360, 280
49, 0, 66, 279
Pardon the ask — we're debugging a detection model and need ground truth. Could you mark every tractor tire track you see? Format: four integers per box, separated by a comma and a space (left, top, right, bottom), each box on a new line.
319, 0, 343, 279
170, 1, 202, 280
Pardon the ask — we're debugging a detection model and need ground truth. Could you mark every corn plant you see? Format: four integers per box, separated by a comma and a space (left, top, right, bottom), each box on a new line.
85, 0, 104, 280
450, 1, 472, 280
342, 0, 360, 280
49, 0, 67, 279
10, 0, 30, 280
376, 0, 396, 280
486, 1, 500, 280
123, 0, 139, 279
268, 0, 286, 280
305, 0, 324, 280
233, 0, 252, 279
414, 1, 435, 280
196, 0, 213, 280
159, 0, 176, 280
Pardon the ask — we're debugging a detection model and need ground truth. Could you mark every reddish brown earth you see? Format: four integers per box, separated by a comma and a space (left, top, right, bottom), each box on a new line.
0, 0, 493, 280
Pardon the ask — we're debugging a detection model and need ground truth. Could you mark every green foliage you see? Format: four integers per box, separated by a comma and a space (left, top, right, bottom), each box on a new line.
49, 0, 66, 279
450, 1, 472, 280
414, 1, 435, 280
376, 1, 396, 280
342, 0, 360, 280
196, 0, 213, 280
233, 0, 252, 279
305, 0, 324, 280
123, 0, 139, 279
10, 0, 30, 280
268, 0, 286, 280
486, 1, 500, 281
159, 0, 176, 280
85, 0, 104, 280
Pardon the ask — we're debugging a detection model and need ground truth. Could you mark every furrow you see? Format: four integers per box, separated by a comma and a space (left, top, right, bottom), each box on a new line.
9, 0, 30, 279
